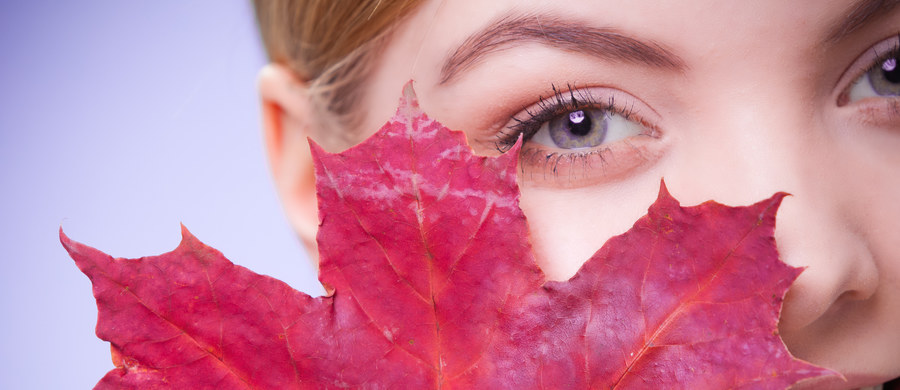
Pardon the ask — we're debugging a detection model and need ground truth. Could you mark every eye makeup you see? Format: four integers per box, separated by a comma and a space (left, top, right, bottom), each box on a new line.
493, 84, 662, 187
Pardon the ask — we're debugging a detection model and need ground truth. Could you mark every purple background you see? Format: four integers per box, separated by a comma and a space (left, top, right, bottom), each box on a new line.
0, 2, 324, 388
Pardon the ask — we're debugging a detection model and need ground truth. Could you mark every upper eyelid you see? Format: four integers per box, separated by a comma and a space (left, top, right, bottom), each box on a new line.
513, 88, 625, 127
509, 86, 660, 126
496, 86, 659, 152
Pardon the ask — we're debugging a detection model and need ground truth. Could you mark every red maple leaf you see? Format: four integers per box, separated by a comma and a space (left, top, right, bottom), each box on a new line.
63, 83, 834, 389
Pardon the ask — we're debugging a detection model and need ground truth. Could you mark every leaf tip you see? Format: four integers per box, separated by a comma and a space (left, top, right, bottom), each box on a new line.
178, 223, 202, 249
401, 80, 419, 107
58, 226, 109, 277
657, 178, 670, 196
59, 225, 88, 260
771, 191, 791, 207
495, 133, 524, 173
396, 80, 424, 120
511, 133, 524, 154
756, 191, 792, 226
307, 136, 329, 175
58, 225, 70, 248
654, 178, 679, 208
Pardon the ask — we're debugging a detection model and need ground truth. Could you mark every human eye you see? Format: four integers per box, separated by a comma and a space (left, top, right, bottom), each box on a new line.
495, 85, 661, 187
838, 34, 900, 123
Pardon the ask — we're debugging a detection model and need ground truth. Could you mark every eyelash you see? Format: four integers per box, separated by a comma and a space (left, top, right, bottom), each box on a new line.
864, 34, 900, 77
866, 38, 900, 69
494, 84, 640, 154
838, 34, 900, 107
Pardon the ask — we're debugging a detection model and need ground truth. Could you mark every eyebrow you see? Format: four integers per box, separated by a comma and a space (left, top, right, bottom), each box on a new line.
438, 12, 686, 85
826, 0, 900, 42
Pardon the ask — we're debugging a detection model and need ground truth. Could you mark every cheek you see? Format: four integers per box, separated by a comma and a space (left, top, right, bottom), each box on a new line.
835, 118, 900, 280
518, 178, 661, 281
853, 134, 900, 286
871, 200, 900, 295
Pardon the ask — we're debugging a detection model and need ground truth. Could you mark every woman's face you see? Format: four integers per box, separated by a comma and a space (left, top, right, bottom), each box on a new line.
287, 0, 900, 387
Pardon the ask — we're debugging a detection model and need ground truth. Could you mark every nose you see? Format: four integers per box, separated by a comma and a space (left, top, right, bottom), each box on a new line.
773, 192, 879, 332
665, 97, 880, 343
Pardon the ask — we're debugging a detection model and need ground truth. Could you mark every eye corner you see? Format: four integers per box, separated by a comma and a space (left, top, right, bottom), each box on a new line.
836, 88, 851, 107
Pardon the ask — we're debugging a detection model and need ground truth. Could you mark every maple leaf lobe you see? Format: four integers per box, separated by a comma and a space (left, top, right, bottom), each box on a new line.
310, 81, 542, 382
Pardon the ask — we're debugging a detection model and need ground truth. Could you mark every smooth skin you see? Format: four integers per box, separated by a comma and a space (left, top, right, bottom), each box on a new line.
260, 1, 900, 388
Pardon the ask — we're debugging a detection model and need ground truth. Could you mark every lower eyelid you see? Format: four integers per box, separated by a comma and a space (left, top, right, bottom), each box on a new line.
516, 129, 664, 188
845, 97, 900, 127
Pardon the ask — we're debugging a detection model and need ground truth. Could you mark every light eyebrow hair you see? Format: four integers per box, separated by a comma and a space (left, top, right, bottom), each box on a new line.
826, 0, 900, 42
438, 12, 687, 85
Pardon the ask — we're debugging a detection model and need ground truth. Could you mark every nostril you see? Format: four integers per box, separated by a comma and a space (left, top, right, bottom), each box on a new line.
777, 236, 879, 333
833, 289, 869, 306
833, 248, 880, 304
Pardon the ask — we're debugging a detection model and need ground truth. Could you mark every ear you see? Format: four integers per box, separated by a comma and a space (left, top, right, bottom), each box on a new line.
258, 64, 320, 263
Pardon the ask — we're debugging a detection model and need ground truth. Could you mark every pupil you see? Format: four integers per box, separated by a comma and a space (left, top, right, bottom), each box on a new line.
566, 110, 592, 136
882, 57, 900, 83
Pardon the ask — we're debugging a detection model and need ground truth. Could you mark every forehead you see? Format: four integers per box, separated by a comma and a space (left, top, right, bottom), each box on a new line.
419, 0, 856, 41
392, 0, 867, 80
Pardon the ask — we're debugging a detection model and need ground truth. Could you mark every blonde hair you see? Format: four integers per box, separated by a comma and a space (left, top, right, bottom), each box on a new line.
253, 0, 422, 130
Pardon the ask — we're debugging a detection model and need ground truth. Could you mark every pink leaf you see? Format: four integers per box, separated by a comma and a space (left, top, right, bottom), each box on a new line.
64, 82, 834, 389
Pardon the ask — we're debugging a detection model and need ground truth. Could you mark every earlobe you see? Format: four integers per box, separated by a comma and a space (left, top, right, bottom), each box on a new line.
258, 64, 321, 263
